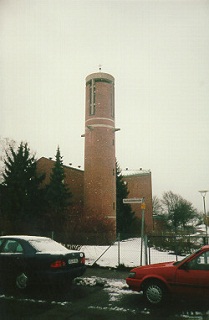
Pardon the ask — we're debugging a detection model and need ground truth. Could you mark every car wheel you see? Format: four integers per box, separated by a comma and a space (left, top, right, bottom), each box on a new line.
143, 280, 167, 305
16, 273, 28, 290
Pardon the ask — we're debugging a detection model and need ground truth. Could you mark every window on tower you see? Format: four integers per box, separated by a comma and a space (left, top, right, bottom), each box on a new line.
110, 88, 114, 118
89, 80, 95, 115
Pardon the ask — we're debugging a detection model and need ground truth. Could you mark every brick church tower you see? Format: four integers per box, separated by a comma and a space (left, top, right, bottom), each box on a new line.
83, 72, 117, 228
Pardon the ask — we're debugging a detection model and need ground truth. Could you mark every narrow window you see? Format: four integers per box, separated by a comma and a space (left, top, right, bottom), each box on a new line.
110, 87, 114, 118
89, 80, 95, 115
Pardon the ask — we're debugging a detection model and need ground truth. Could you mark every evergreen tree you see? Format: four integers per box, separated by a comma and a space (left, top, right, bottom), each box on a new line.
116, 162, 135, 238
0, 142, 45, 233
45, 147, 71, 232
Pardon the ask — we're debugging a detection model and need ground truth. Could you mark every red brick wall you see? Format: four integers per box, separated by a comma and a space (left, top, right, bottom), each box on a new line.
36, 157, 84, 216
36, 158, 153, 233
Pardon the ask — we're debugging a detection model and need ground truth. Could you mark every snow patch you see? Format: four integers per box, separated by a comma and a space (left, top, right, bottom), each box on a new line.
75, 276, 139, 303
0, 293, 72, 306
81, 237, 183, 268
104, 278, 139, 302
88, 305, 136, 314
75, 276, 107, 287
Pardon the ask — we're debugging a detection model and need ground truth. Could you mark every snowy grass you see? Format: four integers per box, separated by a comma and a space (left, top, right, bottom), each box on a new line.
81, 237, 184, 268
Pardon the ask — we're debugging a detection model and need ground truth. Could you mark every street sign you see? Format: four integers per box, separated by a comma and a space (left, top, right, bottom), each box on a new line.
204, 214, 209, 226
123, 198, 143, 204
141, 202, 146, 210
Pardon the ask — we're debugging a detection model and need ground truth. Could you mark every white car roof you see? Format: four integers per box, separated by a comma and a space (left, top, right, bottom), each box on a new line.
0, 235, 51, 241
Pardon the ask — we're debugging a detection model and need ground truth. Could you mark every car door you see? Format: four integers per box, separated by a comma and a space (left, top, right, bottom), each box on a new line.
0, 239, 25, 284
174, 250, 209, 298
0, 238, 5, 279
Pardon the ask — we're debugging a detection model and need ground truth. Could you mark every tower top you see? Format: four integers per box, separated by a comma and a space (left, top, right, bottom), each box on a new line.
86, 72, 114, 83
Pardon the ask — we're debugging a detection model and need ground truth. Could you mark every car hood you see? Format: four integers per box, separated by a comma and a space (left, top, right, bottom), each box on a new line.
131, 261, 175, 272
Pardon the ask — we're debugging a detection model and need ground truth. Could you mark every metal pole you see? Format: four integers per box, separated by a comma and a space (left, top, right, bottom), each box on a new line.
144, 234, 148, 265
140, 199, 146, 266
140, 209, 144, 266
118, 233, 121, 266
203, 196, 208, 239
199, 191, 208, 243
122, 196, 145, 266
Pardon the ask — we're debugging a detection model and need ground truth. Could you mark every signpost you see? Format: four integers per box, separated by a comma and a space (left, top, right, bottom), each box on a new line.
123, 198, 143, 204
123, 197, 146, 266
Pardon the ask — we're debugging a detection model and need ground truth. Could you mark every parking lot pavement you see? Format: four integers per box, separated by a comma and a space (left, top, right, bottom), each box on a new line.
84, 265, 130, 280
1, 267, 209, 320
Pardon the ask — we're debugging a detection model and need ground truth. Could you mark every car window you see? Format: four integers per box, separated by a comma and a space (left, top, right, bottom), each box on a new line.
188, 251, 209, 270
1, 240, 24, 254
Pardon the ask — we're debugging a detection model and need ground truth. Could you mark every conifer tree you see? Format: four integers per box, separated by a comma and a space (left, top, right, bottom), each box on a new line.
0, 142, 45, 233
116, 162, 135, 239
45, 147, 71, 232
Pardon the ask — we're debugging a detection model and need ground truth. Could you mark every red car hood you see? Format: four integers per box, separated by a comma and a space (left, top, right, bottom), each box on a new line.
132, 261, 175, 272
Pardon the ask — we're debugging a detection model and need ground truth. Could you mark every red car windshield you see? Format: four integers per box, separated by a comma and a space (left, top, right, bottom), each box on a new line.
173, 249, 201, 266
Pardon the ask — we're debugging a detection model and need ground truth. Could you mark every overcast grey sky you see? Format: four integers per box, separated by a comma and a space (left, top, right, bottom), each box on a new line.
1, 0, 209, 211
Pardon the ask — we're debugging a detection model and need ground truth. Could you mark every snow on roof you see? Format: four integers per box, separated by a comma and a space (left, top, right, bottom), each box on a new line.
28, 237, 70, 254
0, 235, 50, 241
0, 235, 82, 254
122, 169, 151, 177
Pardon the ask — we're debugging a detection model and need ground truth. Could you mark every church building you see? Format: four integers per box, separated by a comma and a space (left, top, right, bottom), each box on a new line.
37, 71, 153, 236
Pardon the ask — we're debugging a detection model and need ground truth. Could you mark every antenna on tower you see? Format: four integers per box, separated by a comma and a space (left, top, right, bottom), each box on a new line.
99, 64, 102, 71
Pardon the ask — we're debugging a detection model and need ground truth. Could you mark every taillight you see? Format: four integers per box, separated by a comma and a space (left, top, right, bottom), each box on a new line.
81, 257, 85, 264
50, 260, 66, 268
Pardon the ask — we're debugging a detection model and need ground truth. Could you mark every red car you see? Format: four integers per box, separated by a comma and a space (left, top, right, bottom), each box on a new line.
126, 245, 209, 305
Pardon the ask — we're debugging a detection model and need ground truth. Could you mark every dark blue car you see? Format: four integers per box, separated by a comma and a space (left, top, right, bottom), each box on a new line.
0, 235, 86, 290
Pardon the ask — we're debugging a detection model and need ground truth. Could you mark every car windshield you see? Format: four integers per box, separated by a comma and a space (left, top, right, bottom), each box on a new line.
28, 238, 69, 253
173, 249, 201, 266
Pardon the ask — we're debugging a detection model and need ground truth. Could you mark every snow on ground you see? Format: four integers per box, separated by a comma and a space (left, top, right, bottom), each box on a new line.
75, 274, 140, 310
81, 238, 184, 268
